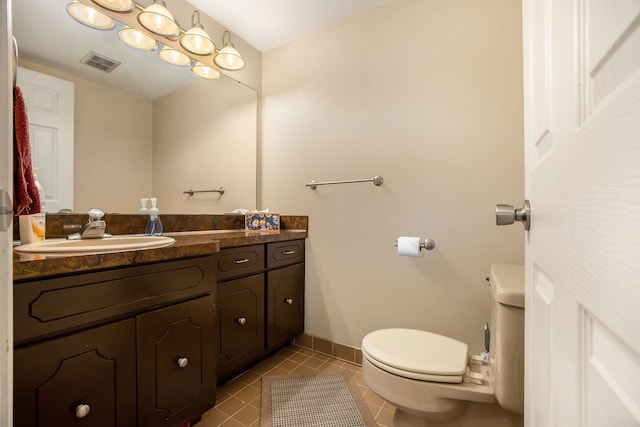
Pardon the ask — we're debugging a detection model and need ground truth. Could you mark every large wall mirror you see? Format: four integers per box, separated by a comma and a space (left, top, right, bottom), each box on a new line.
13, 0, 258, 215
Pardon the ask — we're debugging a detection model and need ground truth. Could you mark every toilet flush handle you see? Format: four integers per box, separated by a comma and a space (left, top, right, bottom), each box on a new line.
495, 200, 531, 231
483, 323, 490, 360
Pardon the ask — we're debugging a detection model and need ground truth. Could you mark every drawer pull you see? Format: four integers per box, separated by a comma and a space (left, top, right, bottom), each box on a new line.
237, 317, 247, 326
177, 357, 189, 368
75, 404, 91, 418
282, 250, 296, 255
285, 298, 294, 305
233, 258, 250, 264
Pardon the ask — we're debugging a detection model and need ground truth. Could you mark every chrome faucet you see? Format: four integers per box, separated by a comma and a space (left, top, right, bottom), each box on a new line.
67, 208, 111, 240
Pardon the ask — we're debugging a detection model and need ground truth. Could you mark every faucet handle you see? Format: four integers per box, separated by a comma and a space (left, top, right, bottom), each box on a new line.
87, 208, 105, 222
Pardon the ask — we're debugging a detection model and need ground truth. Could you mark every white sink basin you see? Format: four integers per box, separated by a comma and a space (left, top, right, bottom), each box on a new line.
14, 235, 175, 254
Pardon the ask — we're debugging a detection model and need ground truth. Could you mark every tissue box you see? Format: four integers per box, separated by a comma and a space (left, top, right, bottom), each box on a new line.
245, 212, 280, 233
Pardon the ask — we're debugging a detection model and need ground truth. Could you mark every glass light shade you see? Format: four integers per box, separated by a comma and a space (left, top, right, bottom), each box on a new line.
118, 26, 158, 51
192, 62, 221, 80
91, 0, 135, 13
138, 0, 180, 37
180, 26, 215, 55
66, 1, 115, 30
159, 46, 191, 66
214, 44, 245, 71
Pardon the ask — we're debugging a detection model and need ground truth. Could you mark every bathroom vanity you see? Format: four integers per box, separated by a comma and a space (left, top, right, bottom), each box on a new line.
13, 257, 217, 427
12, 214, 308, 427
216, 239, 305, 382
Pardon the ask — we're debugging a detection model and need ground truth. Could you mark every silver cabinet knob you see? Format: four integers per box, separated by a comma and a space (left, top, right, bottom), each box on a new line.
285, 298, 293, 305
495, 200, 531, 230
75, 404, 91, 418
233, 258, 250, 264
237, 317, 247, 325
177, 357, 189, 368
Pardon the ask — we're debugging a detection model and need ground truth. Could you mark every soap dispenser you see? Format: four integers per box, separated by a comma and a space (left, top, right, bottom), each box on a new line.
139, 198, 149, 214
144, 198, 163, 236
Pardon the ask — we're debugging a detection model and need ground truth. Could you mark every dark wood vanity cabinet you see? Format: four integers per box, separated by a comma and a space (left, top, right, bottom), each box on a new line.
137, 295, 216, 427
13, 256, 217, 427
14, 319, 137, 427
267, 263, 305, 350
216, 240, 305, 382
217, 274, 265, 379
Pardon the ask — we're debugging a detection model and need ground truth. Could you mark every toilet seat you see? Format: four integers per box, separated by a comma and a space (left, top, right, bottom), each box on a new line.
361, 328, 469, 383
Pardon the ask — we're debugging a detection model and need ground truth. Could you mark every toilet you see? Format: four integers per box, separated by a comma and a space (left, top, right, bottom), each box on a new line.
361, 264, 524, 426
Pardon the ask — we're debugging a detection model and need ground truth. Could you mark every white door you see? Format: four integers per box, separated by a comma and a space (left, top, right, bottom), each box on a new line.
17, 67, 74, 213
523, 0, 640, 425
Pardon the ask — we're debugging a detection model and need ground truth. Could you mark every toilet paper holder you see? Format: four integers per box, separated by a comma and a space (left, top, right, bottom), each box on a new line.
394, 238, 436, 251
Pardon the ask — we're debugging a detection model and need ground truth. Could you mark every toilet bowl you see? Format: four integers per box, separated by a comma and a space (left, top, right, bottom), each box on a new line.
361, 264, 524, 426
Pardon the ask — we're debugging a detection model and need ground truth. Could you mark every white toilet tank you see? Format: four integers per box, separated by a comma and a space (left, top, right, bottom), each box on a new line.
489, 264, 525, 415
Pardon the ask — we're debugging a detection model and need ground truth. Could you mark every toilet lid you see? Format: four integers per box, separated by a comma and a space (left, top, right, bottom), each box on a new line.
362, 328, 468, 382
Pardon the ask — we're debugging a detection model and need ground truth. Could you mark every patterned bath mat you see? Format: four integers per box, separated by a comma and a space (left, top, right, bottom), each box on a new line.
260, 370, 377, 427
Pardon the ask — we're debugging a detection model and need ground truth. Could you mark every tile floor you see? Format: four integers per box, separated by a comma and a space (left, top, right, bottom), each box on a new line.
195, 344, 396, 427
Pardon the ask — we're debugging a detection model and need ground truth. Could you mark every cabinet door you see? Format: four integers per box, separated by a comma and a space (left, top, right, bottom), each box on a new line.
137, 295, 216, 427
217, 274, 265, 380
14, 319, 136, 427
267, 263, 305, 350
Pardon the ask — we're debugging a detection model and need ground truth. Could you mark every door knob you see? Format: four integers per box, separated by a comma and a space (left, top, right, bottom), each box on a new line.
495, 200, 531, 231
0, 190, 12, 232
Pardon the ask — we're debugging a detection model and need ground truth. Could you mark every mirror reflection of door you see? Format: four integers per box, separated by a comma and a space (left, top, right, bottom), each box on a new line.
17, 66, 74, 213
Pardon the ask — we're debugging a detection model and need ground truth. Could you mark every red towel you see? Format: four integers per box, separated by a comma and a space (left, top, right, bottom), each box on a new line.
13, 86, 41, 215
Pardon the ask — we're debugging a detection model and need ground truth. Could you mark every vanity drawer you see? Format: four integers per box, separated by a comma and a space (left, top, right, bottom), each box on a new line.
267, 240, 305, 269
217, 245, 265, 281
14, 256, 217, 346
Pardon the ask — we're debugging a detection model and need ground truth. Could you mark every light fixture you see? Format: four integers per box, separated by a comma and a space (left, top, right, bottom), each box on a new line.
66, 1, 115, 30
159, 45, 191, 66
138, 0, 180, 38
214, 31, 245, 71
91, 0, 135, 13
192, 62, 221, 80
66, 3, 248, 81
118, 26, 158, 51
180, 11, 215, 55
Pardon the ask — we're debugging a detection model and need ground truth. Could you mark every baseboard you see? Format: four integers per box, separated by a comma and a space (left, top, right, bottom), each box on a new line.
293, 333, 363, 366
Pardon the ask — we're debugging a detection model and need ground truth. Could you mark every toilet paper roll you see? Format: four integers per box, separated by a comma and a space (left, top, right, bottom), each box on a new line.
397, 236, 422, 257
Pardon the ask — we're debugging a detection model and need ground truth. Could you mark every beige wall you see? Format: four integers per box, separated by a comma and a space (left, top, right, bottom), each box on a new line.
152, 78, 258, 213
261, 0, 524, 353
74, 78, 153, 213
19, 59, 153, 213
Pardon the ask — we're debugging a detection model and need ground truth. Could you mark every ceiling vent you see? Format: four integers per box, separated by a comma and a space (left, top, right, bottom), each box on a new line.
80, 51, 121, 73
